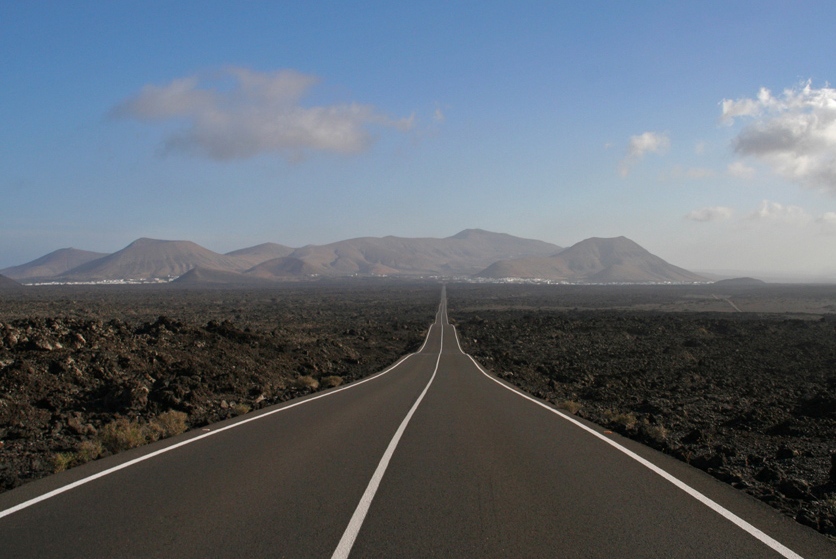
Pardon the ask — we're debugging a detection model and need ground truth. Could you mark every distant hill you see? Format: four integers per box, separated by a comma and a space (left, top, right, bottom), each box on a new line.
713, 277, 766, 286
247, 229, 562, 278
225, 243, 295, 269
247, 256, 373, 278
13, 231, 716, 285
60, 238, 247, 281
0, 274, 22, 289
171, 267, 277, 286
477, 236, 706, 283
1, 248, 109, 281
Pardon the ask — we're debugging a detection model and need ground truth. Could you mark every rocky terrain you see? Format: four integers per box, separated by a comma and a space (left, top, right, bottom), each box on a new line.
3, 280, 835, 540
0, 282, 438, 491
448, 283, 836, 539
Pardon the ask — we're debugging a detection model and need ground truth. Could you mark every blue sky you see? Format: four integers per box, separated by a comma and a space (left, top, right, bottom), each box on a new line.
3, 1, 836, 279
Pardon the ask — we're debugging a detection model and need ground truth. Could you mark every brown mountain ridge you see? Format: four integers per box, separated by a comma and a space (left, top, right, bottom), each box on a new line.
3, 231, 706, 284
0, 248, 108, 281
476, 236, 706, 283
0, 274, 22, 289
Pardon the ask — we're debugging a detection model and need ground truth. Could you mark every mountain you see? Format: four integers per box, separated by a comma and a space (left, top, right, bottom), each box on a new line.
0, 274, 22, 289
247, 229, 562, 278
171, 267, 277, 286
476, 236, 706, 283
60, 238, 247, 281
713, 277, 767, 286
3, 233, 704, 284
225, 243, 295, 269
1, 248, 109, 281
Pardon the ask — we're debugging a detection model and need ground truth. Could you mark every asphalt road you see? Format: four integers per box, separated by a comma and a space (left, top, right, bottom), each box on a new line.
1, 288, 834, 558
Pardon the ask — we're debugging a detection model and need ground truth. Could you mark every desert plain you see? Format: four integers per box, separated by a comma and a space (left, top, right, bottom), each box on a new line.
1, 280, 834, 539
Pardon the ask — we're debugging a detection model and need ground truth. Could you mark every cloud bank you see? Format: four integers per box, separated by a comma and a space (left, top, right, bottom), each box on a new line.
619, 131, 670, 177
746, 200, 812, 225
721, 82, 836, 193
112, 67, 414, 161
687, 200, 836, 233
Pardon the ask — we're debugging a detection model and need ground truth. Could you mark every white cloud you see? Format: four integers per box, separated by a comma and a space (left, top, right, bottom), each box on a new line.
689, 200, 836, 233
619, 131, 670, 177
817, 211, 836, 234
112, 67, 415, 161
819, 211, 836, 224
727, 161, 756, 180
720, 87, 776, 124
721, 82, 836, 193
746, 199, 812, 225
685, 206, 733, 222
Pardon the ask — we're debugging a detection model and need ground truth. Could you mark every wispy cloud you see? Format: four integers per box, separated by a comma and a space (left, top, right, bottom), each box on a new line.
433, 106, 446, 123
746, 199, 812, 225
619, 131, 670, 177
112, 67, 415, 161
721, 82, 836, 193
816, 211, 836, 234
685, 206, 733, 222
687, 200, 836, 231
727, 161, 756, 180
819, 211, 836, 224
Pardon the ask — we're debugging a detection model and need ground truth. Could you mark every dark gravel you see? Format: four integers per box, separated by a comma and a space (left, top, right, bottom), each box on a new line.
4, 280, 836, 541
448, 284, 836, 539
0, 282, 439, 492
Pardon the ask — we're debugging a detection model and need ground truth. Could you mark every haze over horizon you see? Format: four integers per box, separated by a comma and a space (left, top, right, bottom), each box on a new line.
3, 2, 836, 280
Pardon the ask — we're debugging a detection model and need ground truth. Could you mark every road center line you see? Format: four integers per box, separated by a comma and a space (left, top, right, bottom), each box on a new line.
0, 306, 443, 522
331, 316, 444, 559
450, 325, 805, 559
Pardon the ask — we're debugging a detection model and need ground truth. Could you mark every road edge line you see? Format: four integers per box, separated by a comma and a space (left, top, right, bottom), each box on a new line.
0, 309, 442, 521
452, 326, 805, 559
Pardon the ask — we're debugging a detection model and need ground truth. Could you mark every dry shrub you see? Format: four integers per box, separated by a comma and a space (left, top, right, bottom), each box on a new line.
51, 452, 75, 473
151, 410, 188, 438
604, 410, 638, 431
321, 375, 344, 388
294, 375, 319, 390
76, 440, 103, 462
98, 418, 150, 453
51, 440, 103, 473
57, 412, 189, 471
559, 400, 582, 415
231, 403, 251, 416
639, 421, 668, 445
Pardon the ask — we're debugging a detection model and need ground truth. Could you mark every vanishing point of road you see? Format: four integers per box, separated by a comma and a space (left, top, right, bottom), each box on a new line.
1, 287, 834, 558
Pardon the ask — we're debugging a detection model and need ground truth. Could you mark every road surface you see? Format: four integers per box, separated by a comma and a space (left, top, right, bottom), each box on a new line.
1, 287, 834, 558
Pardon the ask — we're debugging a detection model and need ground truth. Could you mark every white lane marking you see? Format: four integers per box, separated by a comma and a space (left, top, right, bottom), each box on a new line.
331, 319, 444, 559
449, 325, 805, 559
0, 303, 445, 521
416, 296, 445, 354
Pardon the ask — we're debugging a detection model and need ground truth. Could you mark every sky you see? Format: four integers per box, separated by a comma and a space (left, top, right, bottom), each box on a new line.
3, 1, 836, 280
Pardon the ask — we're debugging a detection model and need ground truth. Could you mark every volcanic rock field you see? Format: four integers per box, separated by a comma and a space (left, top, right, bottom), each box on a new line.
448, 283, 836, 539
1, 281, 835, 539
